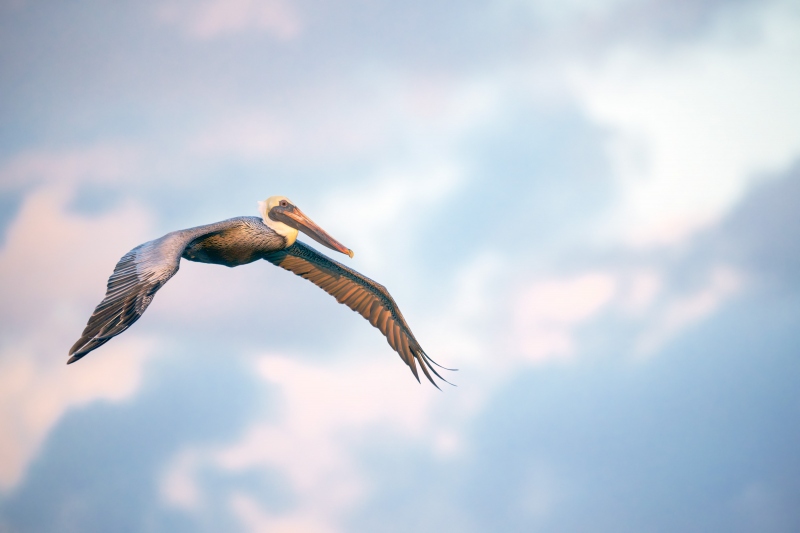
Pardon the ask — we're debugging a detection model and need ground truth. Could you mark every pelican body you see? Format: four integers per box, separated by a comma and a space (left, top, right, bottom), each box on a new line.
69, 197, 449, 387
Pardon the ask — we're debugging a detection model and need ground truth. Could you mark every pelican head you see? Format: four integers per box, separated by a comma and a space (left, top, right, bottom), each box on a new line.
258, 196, 354, 258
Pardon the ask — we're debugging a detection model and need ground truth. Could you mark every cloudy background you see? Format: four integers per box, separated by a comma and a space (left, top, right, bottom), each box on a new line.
1, 0, 799, 531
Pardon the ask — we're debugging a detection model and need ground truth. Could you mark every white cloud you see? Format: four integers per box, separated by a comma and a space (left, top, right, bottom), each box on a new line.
0, 172, 158, 490
635, 265, 742, 356
160, 449, 203, 510
0, 337, 155, 491
514, 272, 617, 362
180, 68, 503, 166
618, 268, 663, 315
187, 112, 288, 160
0, 144, 140, 192
316, 162, 461, 271
428, 252, 504, 363
0, 185, 150, 324
230, 492, 338, 533
157, 0, 301, 40
160, 352, 445, 530
567, 2, 800, 246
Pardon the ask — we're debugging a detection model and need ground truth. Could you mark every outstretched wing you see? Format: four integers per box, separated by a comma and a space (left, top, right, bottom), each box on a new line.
68, 233, 188, 363
263, 242, 452, 388
68, 217, 263, 363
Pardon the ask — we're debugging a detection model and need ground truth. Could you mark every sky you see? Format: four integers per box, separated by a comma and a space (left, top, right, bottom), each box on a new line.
1, 0, 799, 531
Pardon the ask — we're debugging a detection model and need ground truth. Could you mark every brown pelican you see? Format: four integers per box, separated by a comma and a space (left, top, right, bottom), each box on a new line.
69, 196, 450, 387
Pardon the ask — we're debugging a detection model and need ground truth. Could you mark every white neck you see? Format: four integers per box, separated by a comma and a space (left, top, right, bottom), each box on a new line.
258, 201, 298, 245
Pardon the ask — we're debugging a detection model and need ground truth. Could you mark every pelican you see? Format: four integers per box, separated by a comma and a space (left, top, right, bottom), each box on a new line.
69, 196, 450, 387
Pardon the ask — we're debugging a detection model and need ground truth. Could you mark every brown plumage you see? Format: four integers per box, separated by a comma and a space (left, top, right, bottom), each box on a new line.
264, 242, 451, 386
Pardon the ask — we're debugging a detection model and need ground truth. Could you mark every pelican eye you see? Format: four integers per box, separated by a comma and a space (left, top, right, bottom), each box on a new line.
280, 200, 288, 207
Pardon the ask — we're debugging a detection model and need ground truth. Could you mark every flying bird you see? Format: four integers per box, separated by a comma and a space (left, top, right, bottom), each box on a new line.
69, 196, 451, 387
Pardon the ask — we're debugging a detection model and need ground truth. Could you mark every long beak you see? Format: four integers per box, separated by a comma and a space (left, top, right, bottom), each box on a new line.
283, 207, 354, 258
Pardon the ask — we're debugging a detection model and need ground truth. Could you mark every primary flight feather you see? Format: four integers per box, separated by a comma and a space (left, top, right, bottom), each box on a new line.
69, 196, 451, 388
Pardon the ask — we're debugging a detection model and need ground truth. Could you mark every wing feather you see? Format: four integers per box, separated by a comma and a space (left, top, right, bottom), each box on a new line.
386, 322, 399, 352
335, 286, 360, 303
68, 219, 248, 363
376, 310, 391, 332
68, 242, 180, 363
263, 242, 452, 387
368, 301, 382, 327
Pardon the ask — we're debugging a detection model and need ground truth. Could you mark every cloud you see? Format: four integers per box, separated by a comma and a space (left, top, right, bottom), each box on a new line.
159, 352, 446, 532
0, 177, 158, 490
635, 265, 742, 355
514, 272, 617, 362
618, 268, 662, 314
316, 162, 461, 270
0, 184, 151, 331
0, 337, 155, 491
716, 160, 800, 284
0, 145, 140, 193
567, 2, 800, 246
1, 349, 263, 533
156, 0, 301, 40
229, 492, 338, 533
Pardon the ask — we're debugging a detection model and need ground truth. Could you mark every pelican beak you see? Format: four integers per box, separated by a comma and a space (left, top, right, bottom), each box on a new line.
280, 206, 354, 258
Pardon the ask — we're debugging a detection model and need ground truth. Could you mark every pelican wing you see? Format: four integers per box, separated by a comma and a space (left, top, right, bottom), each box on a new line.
69, 217, 272, 363
68, 233, 190, 363
263, 242, 450, 387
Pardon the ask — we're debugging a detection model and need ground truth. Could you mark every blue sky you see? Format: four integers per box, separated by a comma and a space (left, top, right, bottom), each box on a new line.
1, 0, 799, 531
